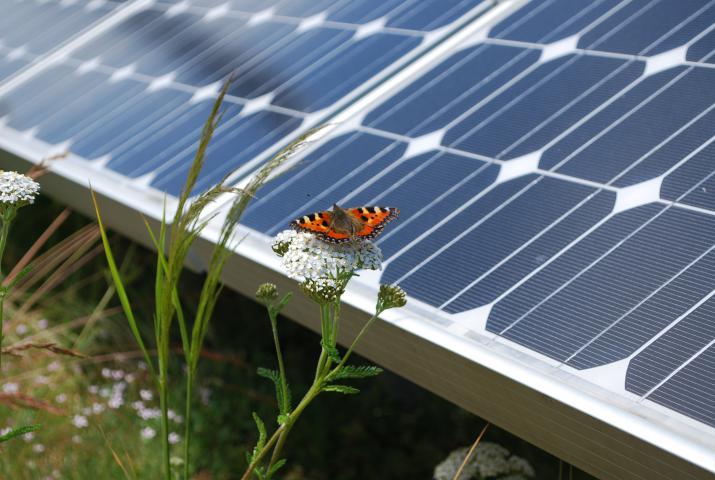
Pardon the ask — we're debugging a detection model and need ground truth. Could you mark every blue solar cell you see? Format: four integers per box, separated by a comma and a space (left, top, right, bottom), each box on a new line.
541, 67, 715, 184
365, 44, 539, 137
100, 12, 197, 70
487, 203, 663, 334
444, 54, 642, 159
228, 27, 353, 99
71, 88, 192, 160
445, 189, 615, 313
152, 110, 302, 195
381, 174, 537, 291
275, 0, 342, 17
375, 162, 499, 259
0, 55, 29, 82
489, 0, 621, 44
570, 247, 715, 369
1, 2, 115, 55
394, 177, 599, 309
647, 345, 715, 428
241, 132, 407, 233
686, 28, 715, 63
580, 0, 712, 56
328, 0, 406, 24
72, 9, 166, 61
175, 21, 297, 87
4, 66, 106, 131
497, 207, 715, 363
386, 0, 477, 31
37, 78, 146, 145
272, 33, 421, 112
341, 151, 486, 222
230, 0, 282, 12
107, 100, 240, 177
613, 106, 715, 187
661, 143, 715, 212
627, 290, 715, 396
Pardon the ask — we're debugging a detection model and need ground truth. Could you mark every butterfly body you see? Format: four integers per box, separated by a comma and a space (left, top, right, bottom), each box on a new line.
291, 204, 399, 243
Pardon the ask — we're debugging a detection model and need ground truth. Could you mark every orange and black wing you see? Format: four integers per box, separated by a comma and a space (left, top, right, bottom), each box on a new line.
347, 206, 400, 240
290, 210, 351, 243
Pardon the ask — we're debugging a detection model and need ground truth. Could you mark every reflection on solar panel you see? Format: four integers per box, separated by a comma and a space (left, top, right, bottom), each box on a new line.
2, 0, 715, 478
0, 0, 488, 195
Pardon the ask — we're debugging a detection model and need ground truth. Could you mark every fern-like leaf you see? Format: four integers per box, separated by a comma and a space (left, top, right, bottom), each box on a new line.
326, 365, 383, 382
257, 367, 291, 416
322, 384, 360, 395
250, 412, 267, 464
321, 340, 342, 363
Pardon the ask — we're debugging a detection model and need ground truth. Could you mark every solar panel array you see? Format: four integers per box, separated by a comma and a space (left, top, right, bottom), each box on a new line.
0, 0, 487, 195
2, 0, 715, 472
241, 0, 715, 432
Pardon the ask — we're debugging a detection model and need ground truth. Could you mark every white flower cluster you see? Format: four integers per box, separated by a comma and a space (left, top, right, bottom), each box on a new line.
0, 171, 40, 206
433, 442, 534, 480
273, 230, 382, 286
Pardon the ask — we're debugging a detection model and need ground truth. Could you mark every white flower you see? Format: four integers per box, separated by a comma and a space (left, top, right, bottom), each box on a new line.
87, 385, 99, 395
0, 171, 40, 206
0, 427, 11, 436
111, 369, 125, 380
15, 323, 28, 335
108, 395, 123, 409
139, 389, 153, 401
47, 361, 60, 372
72, 415, 88, 428
168, 432, 181, 445
32, 443, 45, 453
125, 373, 136, 383
131, 401, 144, 411
37, 319, 48, 329
2, 382, 19, 394
140, 427, 156, 440
92, 402, 105, 414
55, 393, 67, 404
101, 368, 111, 379
273, 230, 382, 286
34, 375, 49, 385
22, 432, 34, 442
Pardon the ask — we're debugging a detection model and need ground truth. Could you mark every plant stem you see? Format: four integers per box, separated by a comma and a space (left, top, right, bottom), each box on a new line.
0, 216, 12, 372
329, 310, 381, 376
269, 311, 288, 413
184, 369, 193, 480
159, 374, 171, 480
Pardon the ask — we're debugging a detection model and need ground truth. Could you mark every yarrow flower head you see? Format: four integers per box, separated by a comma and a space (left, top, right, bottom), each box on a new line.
0, 171, 40, 210
433, 442, 535, 480
377, 284, 407, 312
273, 230, 382, 303
255, 283, 279, 305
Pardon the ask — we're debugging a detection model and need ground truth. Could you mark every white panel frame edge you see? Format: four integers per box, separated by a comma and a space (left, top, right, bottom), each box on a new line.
1, 0, 715, 479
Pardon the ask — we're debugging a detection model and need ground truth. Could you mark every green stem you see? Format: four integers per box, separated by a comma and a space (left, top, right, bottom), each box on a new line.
269, 311, 288, 413
329, 310, 382, 376
184, 369, 194, 480
158, 374, 171, 480
0, 216, 12, 373
264, 384, 321, 479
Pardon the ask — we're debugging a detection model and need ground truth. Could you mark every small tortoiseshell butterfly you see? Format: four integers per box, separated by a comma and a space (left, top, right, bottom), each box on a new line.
290, 204, 399, 244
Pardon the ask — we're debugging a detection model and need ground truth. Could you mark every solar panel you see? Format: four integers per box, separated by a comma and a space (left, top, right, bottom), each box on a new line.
237, 0, 715, 476
2, 0, 715, 478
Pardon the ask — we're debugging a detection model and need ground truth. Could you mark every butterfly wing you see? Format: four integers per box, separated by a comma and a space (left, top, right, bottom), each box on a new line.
347, 206, 400, 240
290, 210, 352, 243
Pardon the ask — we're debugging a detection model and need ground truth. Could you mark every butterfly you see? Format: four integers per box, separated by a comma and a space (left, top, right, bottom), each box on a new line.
290, 204, 399, 244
